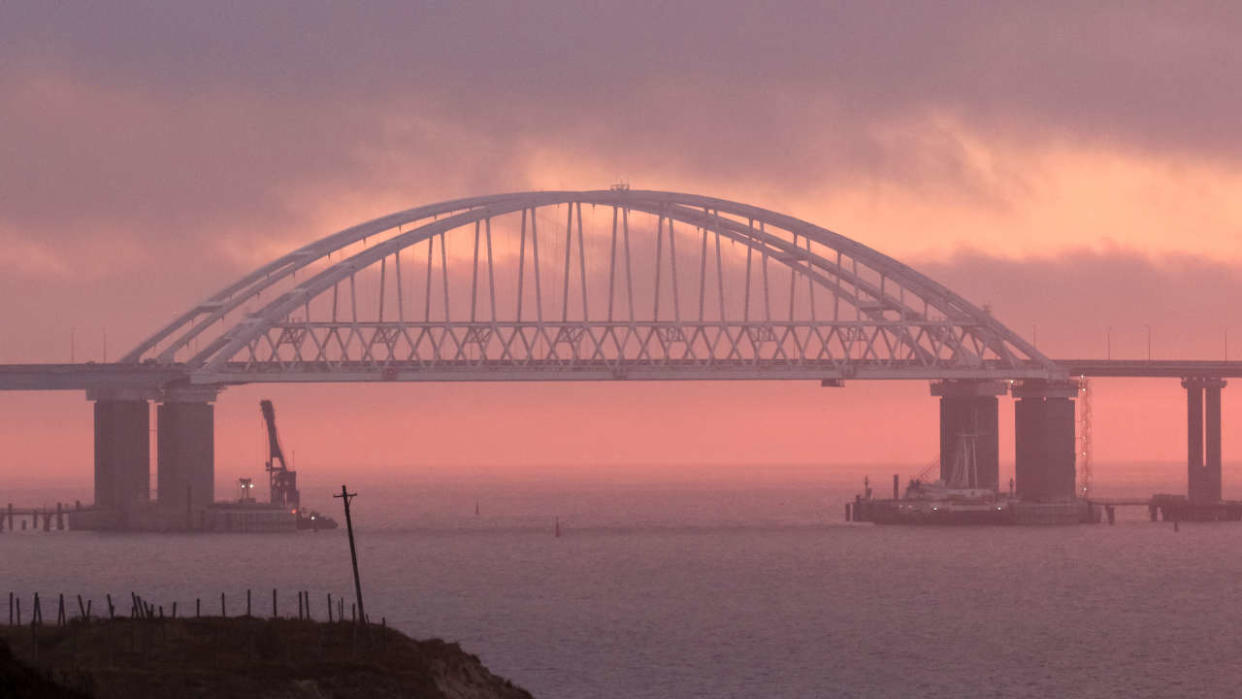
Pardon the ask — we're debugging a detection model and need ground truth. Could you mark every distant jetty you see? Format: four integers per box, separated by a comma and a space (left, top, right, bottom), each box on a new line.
0, 616, 532, 699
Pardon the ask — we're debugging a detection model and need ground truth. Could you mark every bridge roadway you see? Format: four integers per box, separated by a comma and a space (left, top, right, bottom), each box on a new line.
1, 359, 1241, 391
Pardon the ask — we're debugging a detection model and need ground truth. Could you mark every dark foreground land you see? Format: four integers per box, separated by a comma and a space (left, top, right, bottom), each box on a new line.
0, 617, 533, 699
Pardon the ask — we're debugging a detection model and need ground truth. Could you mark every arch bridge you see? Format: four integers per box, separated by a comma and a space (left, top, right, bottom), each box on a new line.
1, 190, 1232, 527
124, 189, 1059, 383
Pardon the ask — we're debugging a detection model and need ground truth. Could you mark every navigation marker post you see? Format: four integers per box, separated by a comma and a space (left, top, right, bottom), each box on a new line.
335, 485, 366, 624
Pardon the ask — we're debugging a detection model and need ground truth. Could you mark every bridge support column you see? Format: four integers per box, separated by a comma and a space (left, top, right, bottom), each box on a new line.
157, 387, 219, 521
1183, 377, 1226, 504
930, 381, 1005, 490
88, 389, 153, 512
1013, 380, 1078, 502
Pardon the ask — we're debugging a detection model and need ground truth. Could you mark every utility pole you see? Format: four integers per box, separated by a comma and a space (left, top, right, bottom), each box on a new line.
334, 485, 365, 624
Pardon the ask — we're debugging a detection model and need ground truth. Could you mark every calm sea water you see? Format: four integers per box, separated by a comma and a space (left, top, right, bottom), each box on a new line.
3, 471, 1241, 698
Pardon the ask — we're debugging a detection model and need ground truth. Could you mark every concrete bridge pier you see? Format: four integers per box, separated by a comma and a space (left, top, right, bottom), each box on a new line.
157, 386, 219, 521
87, 388, 154, 513
1183, 377, 1226, 503
1013, 380, 1078, 502
931, 380, 1005, 489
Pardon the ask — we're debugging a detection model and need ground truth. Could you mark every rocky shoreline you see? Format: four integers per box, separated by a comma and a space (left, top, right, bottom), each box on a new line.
0, 617, 532, 698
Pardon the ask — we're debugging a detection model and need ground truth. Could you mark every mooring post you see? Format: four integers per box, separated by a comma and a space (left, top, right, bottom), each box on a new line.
196, 598, 200, 618
327, 593, 334, 623
77, 595, 86, 620
57, 593, 65, 626
106, 593, 114, 619
334, 484, 366, 625
247, 589, 252, 617
220, 592, 225, 617
272, 588, 277, 618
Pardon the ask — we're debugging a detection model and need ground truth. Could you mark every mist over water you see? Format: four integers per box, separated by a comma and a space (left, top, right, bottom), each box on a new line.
4, 465, 1239, 698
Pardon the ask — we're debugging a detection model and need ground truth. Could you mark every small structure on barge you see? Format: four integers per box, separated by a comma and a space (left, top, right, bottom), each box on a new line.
849, 430, 1093, 526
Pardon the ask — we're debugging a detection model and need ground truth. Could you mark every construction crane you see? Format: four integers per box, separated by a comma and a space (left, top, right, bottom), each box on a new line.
260, 399, 300, 510
1077, 377, 1093, 499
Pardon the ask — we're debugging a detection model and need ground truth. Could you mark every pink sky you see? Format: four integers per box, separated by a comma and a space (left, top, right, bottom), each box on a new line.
0, 3, 1239, 492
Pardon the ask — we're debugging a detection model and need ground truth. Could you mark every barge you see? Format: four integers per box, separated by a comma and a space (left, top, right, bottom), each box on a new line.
847, 435, 1094, 526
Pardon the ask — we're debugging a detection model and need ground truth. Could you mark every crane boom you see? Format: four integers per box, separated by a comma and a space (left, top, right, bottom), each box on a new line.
259, 399, 288, 472
260, 399, 299, 509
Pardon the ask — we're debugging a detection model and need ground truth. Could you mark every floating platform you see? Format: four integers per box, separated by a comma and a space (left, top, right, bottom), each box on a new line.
849, 497, 1095, 526
204, 502, 298, 533
55, 503, 336, 533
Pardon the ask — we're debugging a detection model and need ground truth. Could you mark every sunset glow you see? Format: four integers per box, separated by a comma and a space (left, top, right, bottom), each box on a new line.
1, 2, 1238, 494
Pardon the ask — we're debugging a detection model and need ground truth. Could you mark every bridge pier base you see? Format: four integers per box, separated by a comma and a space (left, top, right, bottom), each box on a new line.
930, 381, 1005, 490
1183, 377, 1226, 504
88, 390, 153, 513
1013, 380, 1078, 502
157, 387, 219, 523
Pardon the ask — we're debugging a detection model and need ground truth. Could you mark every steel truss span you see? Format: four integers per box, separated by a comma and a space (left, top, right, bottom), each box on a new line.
123, 190, 1063, 384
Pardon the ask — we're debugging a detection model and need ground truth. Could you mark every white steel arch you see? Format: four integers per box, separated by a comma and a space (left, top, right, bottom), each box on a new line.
123, 190, 1064, 384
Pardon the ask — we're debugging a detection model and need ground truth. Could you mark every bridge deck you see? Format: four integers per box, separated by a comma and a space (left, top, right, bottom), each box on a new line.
0, 363, 186, 392
0, 359, 1239, 391
1058, 359, 1242, 378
